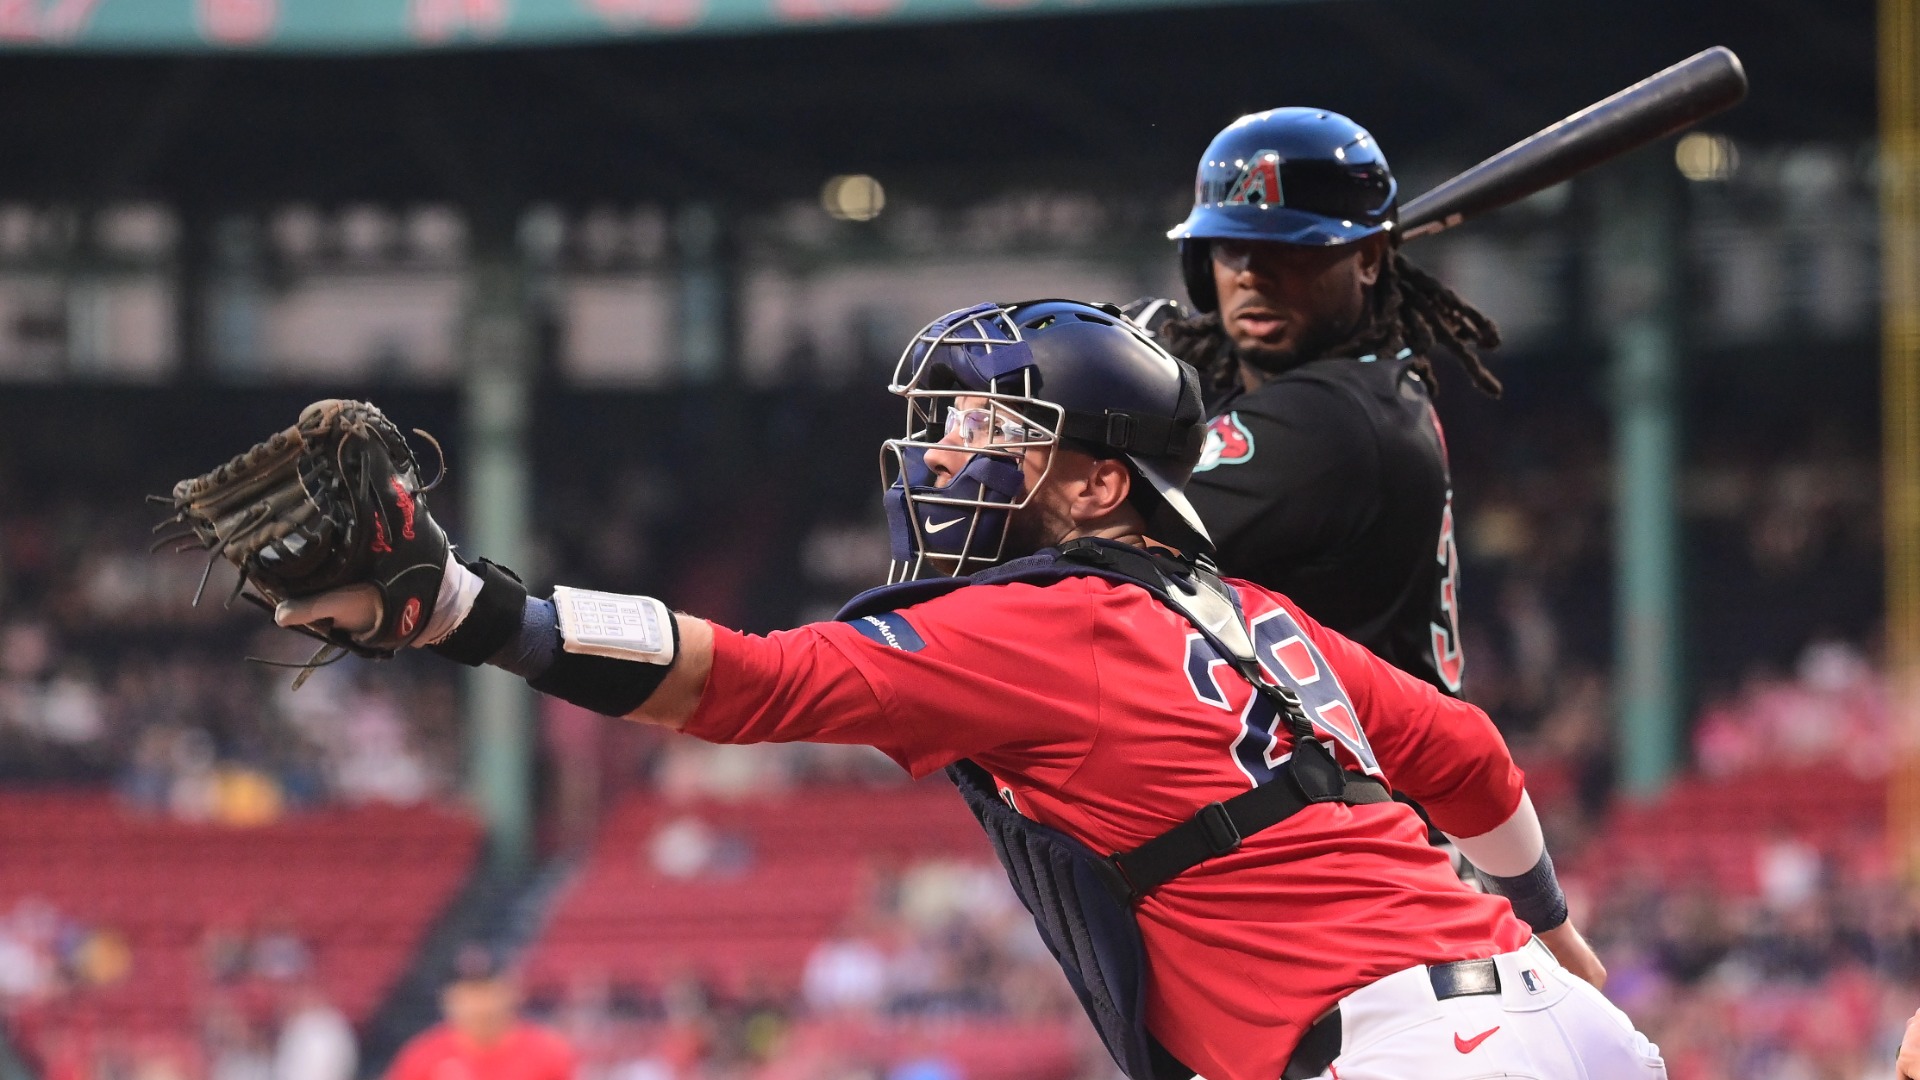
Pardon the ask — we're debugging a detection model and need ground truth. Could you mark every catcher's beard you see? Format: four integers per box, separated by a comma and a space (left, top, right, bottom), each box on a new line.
1001, 497, 1078, 562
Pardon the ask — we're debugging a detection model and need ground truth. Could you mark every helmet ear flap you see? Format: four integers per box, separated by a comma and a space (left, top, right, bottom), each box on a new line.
1179, 240, 1218, 314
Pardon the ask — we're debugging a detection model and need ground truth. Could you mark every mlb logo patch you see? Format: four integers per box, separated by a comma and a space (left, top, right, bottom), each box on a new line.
1520, 968, 1547, 995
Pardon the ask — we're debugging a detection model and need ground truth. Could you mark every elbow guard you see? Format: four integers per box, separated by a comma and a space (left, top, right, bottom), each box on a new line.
1475, 849, 1569, 934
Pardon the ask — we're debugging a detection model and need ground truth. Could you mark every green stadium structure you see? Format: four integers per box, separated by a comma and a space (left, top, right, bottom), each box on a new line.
0, 0, 1298, 53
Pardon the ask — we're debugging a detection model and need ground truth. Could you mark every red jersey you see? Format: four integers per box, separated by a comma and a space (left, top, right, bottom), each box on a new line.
385, 1024, 575, 1080
685, 574, 1533, 1080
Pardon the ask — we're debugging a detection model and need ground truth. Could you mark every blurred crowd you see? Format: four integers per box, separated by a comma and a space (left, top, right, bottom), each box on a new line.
26, 986, 357, 1080
0, 900, 131, 1008
526, 856, 1092, 1080
1586, 866, 1919, 1079
0, 463, 462, 812
0, 895, 357, 1080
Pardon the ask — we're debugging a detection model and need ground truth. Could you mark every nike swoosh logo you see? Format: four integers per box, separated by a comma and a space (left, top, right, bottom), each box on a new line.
924, 516, 966, 534
1453, 1027, 1499, 1054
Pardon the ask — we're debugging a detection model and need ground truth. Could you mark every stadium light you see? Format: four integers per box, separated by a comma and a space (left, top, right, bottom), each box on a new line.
1674, 132, 1737, 181
822, 174, 886, 222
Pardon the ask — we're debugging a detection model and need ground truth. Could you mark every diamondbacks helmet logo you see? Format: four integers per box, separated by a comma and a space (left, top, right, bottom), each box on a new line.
1170, 108, 1399, 313
1194, 413, 1255, 472
1222, 151, 1284, 207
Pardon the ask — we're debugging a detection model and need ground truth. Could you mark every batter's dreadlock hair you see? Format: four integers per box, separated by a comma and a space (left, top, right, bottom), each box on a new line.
1162, 248, 1504, 399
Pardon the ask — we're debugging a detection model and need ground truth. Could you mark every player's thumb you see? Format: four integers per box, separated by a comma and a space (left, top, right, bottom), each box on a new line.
275, 585, 382, 637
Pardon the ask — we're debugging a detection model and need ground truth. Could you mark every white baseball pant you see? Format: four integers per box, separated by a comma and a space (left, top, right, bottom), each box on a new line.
1307, 938, 1665, 1080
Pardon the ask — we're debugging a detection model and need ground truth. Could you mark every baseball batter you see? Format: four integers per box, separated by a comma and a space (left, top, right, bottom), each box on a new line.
172, 301, 1656, 1080
1133, 108, 1502, 698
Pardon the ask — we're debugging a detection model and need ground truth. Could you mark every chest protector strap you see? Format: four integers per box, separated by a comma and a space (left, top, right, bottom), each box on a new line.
1050, 540, 1391, 901
835, 538, 1389, 1080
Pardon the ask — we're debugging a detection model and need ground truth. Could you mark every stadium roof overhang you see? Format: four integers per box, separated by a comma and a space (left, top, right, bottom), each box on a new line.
0, 0, 1872, 206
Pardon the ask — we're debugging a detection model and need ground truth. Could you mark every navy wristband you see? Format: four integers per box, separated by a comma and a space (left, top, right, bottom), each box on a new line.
1475, 849, 1569, 934
487, 598, 561, 680
528, 612, 681, 717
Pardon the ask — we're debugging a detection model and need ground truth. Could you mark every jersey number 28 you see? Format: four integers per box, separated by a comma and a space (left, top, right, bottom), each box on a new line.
1183, 611, 1382, 787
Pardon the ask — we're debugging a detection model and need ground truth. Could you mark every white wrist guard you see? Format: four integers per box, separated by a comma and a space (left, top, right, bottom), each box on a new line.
552, 586, 678, 665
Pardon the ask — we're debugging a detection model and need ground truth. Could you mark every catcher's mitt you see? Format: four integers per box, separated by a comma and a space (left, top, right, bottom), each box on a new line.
154, 399, 450, 674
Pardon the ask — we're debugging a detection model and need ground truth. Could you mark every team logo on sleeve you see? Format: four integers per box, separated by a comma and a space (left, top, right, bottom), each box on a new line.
1193, 413, 1255, 473
852, 611, 925, 652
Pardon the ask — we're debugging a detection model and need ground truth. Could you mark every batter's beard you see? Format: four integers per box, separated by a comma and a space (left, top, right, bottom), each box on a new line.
1236, 299, 1374, 376
1234, 315, 1356, 376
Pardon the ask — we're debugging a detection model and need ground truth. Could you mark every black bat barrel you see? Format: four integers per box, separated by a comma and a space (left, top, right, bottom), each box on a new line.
1399, 46, 1748, 239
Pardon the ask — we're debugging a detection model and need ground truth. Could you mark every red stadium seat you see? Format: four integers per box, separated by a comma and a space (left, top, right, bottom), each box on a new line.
0, 792, 482, 1068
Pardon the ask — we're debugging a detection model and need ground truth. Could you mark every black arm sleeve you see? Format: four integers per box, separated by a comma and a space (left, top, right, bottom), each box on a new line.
1186, 379, 1380, 578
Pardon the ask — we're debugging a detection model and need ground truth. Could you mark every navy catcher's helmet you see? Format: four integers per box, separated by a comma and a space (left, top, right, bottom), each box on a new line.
883, 299, 1211, 581
1168, 107, 1398, 312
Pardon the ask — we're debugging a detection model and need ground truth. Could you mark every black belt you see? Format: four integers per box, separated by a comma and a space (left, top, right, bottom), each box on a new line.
1281, 959, 1502, 1080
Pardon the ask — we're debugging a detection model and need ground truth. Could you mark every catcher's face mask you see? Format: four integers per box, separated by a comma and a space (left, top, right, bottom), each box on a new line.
882, 304, 1065, 582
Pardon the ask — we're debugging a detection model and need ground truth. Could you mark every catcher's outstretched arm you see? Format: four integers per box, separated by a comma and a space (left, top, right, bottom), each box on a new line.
635, 615, 712, 727
275, 557, 716, 730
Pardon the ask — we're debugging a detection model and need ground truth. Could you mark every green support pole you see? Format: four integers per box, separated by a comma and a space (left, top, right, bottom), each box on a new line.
1601, 163, 1683, 797
462, 236, 535, 873
676, 204, 727, 384
1881, 0, 1920, 878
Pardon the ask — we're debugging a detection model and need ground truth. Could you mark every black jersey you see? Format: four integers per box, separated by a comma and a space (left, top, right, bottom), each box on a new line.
1184, 349, 1465, 696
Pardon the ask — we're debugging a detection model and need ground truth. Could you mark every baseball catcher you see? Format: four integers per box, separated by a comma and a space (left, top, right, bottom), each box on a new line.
160, 301, 1656, 1080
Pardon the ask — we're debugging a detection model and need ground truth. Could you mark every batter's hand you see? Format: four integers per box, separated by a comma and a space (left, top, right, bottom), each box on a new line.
1537, 921, 1607, 990
1897, 1007, 1920, 1078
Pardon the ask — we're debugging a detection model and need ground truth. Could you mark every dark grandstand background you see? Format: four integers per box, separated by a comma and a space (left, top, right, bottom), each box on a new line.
0, 1, 1897, 1078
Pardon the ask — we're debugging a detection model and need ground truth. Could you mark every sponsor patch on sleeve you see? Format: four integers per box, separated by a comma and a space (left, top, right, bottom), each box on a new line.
851, 611, 926, 652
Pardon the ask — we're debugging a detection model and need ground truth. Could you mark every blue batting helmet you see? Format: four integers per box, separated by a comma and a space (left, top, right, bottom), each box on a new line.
882, 299, 1211, 581
1168, 107, 1398, 312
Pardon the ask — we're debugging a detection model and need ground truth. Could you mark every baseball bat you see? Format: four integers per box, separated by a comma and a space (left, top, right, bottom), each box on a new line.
1398, 46, 1748, 240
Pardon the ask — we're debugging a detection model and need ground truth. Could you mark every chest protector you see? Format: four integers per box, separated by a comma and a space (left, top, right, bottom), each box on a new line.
835, 538, 1389, 1080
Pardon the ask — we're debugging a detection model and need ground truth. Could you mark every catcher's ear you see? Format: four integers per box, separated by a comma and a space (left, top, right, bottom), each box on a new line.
1057, 453, 1135, 525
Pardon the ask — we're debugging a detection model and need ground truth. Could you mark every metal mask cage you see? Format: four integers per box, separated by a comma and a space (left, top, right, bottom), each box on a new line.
881, 303, 1070, 582
881, 392, 1067, 583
